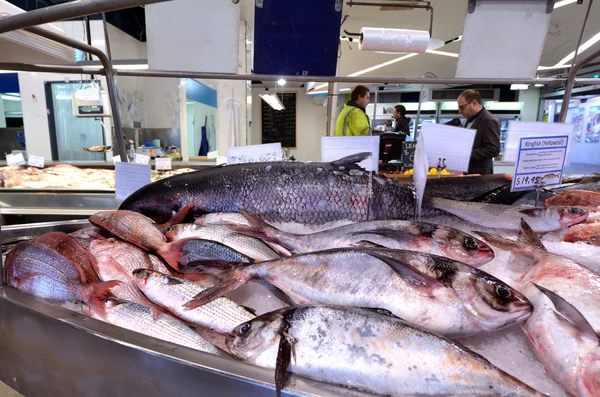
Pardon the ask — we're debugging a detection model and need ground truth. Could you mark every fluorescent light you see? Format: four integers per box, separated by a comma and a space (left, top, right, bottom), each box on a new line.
259, 93, 285, 110
277, 78, 286, 86
534, 84, 545, 87
308, 87, 351, 95
554, 0, 577, 9
1, 94, 20, 101
247, 95, 252, 104
55, 94, 71, 100
349, 53, 418, 77
510, 84, 529, 90
426, 49, 459, 58
340, 88, 351, 92
538, 30, 600, 70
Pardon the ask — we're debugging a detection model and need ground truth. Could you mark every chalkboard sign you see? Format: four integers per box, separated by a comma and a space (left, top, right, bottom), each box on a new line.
402, 141, 417, 171
261, 93, 297, 148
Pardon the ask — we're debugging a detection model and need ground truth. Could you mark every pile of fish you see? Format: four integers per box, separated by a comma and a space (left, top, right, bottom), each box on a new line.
4, 154, 600, 396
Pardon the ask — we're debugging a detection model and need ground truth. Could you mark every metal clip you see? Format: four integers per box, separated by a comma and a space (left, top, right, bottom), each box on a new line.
335, 0, 343, 12
546, 0, 556, 13
468, 0, 476, 13
256, 0, 264, 8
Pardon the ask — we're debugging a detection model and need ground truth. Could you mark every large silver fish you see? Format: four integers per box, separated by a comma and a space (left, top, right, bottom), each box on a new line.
522, 284, 600, 397
183, 248, 531, 337
227, 306, 545, 397
119, 153, 443, 234
228, 211, 494, 266
428, 197, 588, 232
132, 269, 255, 333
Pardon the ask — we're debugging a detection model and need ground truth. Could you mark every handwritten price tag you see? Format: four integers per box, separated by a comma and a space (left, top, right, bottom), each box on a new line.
227, 143, 282, 165
155, 157, 172, 170
27, 154, 45, 168
133, 153, 150, 165
6, 153, 26, 166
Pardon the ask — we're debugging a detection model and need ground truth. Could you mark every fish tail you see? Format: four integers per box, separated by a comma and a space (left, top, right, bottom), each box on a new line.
158, 238, 195, 271
157, 202, 197, 233
227, 209, 299, 252
85, 280, 122, 317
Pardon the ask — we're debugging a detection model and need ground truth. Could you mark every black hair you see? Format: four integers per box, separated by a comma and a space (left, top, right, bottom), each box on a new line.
394, 105, 406, 117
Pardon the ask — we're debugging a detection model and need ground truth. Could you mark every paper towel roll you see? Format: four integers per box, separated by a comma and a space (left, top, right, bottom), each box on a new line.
358, 28, 430, 53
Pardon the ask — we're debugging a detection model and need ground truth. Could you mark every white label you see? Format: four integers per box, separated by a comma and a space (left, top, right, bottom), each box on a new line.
112, 155, 122, 163
420, 123, 476, 173
228, 143, 282, 164
504, 121, 575, 165
133, 153, 150, 165
321, 136, 380, 171
27, 154, 45, 168
155, 157, 172, 170
115, 162, 151, 200
75, 87, 100, 101
511, 135, 568, 192
6, 153, 26, 166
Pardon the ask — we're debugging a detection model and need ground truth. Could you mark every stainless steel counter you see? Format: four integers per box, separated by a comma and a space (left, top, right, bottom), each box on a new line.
0, 189, 119, 216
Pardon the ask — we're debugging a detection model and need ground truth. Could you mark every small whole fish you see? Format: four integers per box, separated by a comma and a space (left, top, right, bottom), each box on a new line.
228, 211, 494, 266
476, 219, 600, 334
178, 239, 252, 267
227, 306, 545, 397
563, 223, 600, 246
70, 227, 110, 250
428, 197, 588, 232
89, 210, 188, 269
35, 232, 101, 283
522, 283, 600, 397
132, 269, 255, 333
546, 190, 600, 208
85, 296, 222, 355
4, 241, 119, 310
183, 248, 531, 337
90, 238, 155, 274
165, 224, 279, 263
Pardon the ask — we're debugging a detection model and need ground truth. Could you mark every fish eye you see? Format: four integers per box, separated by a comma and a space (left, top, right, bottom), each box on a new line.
569, 207, 581, 215
495, 285, 512, 299
463, 237, 478, 250
133, 269, 145, 277
566, 195, 573, 200
239, 323, 251, 335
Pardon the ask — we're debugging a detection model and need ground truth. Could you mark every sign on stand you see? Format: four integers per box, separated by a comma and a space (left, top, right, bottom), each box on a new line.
402, 142, 417, 170
133, 153, 150, 165
115, 162, 151, 201
155, 157, 173, 171
227, 143, 282, 164
27, 155, 45, 168
6, 153, 26, 166
321, 136, 380, 171
420, 124, 476, 173
504, 121, 575, 164
511, 135, 569, 191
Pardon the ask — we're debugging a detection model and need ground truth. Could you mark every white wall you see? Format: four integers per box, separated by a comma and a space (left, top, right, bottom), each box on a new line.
251, 90, 327, 161
518, 88, 541, 122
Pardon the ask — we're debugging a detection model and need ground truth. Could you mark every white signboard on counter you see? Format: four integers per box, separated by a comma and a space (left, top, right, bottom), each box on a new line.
420, 123, 476, 173
228, 143, 282, 164
321, 136, 380, 172
6, 153, 26, 166
133, 153, 150, 165
155, 157, 173, 170
511, 135, 568, 192
115, 162, 151, 201
27, 155, 45, 168
504, 121, 575, 164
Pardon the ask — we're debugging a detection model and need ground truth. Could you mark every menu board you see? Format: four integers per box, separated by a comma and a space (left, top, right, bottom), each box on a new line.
402, 141, 417, 171
261, 93, 297, 148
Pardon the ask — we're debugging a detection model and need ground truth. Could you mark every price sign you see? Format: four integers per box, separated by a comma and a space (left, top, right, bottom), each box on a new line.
321, 136, 380, 171
420, 123, 476, 173
27, 154, 45, 168
228, 143, 282, 164
155, 157, 172, 170
6, 153, 26, 166
511, 135, 568, 192
133, 153, 150, 165
115, 162, 151, 200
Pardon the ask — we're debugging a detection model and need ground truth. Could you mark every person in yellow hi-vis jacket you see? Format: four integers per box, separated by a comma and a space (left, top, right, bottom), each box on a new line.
335, 85, 371, 136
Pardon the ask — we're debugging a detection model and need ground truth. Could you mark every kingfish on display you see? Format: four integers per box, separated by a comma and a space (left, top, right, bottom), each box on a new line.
227, 210, 494, 266
89, 210, 189, 269
522, 284, 600, 397
476, 219, 600, 334
227, 306, 545, 397
119, 153, 444, 234
4, 241, 119, 311
182, 248, 531, 337
85, 296, 222, 355
427, 197, 588, 232
132, 269, 255, 333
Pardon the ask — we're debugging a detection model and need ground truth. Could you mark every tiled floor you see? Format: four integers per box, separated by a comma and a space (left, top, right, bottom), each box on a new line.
0, 382, 22, 397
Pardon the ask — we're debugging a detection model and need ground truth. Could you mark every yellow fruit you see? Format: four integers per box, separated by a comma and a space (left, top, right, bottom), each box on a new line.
441, 169, 451, 175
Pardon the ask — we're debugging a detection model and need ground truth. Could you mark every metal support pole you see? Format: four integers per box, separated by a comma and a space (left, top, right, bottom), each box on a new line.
569, 0, 594, 71
372, 88, 378, 129
101, 13, 113, 62
23, 26, 127, 162
326, 84, 335, 136
0, 0, 171, 35
558, 46, 600, 122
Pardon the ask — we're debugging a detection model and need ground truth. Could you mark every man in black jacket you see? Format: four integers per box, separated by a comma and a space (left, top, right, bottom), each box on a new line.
393, 105, 411, 136
457, 90, 500, 175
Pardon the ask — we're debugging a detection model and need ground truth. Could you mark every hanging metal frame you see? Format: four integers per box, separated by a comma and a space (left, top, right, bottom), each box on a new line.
344, 1, 434, 37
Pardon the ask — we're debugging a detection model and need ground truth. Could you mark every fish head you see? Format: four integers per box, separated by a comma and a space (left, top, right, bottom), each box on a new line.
451, 268, 533, 332
546, 191, 580, 206
555, 206, 589, 227
226, 310, 286, 362
131, 268, 153, 286
431, 226, 495, 267
120, 189, 180, 224
89, 237, 121, 254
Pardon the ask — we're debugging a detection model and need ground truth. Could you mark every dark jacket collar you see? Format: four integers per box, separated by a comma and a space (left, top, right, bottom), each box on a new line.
467, 107, 485, 123
346, 101, 366, 113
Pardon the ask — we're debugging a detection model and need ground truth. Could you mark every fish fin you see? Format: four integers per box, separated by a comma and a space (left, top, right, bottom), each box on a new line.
158, 238, 196, 271
229, 209, 292, 242
474, 231, 538, 259
331, 152, 371, 167
86, 281, 122, 317
158, 203, 198, 233
365, 252, 443, 290
180, 259, 247, 279
517, 219, 547, 251
361, 307, 399, 318
14, 272, 44, 286
352, 240, 387, 248
241, 305, 257, 316
533, 283, 597, 341
275, 328, 295, 397
183, 280, 244, 311
175, 272, 216, 284
350, 229, 416, 241
265, 242, 293, 257
163, 275, 183, 285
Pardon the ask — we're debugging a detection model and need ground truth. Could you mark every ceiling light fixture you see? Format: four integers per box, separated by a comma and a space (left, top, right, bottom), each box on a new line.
510, 84, 529, 90
534, 83, 545, 87
259, 90, 285, 111
554, 0, 577, 9
425, 49, 459, 58
277, 78, 286, 86
1, 94, 21, 101
538, 30, 600, 70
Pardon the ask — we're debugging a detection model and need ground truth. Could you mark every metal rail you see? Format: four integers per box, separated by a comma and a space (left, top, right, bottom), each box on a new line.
22, 27, 127, 162
0, 0, 171, 35
559, 46, 600, 122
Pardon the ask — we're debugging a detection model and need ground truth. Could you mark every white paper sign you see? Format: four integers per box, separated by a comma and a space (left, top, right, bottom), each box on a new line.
27, 154, 45, 168
133, 153, 150, 165
420, 123, 476, 173
112, 155, 122, 163
6, 153, 26, 166
115, 162, 151, 201
504, 121, 575, 164
511, 135, 568, 191
321, 136, 380, 172
155, 157, 172, 170
227, 143, 282, 164
75, 87, 100, 101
